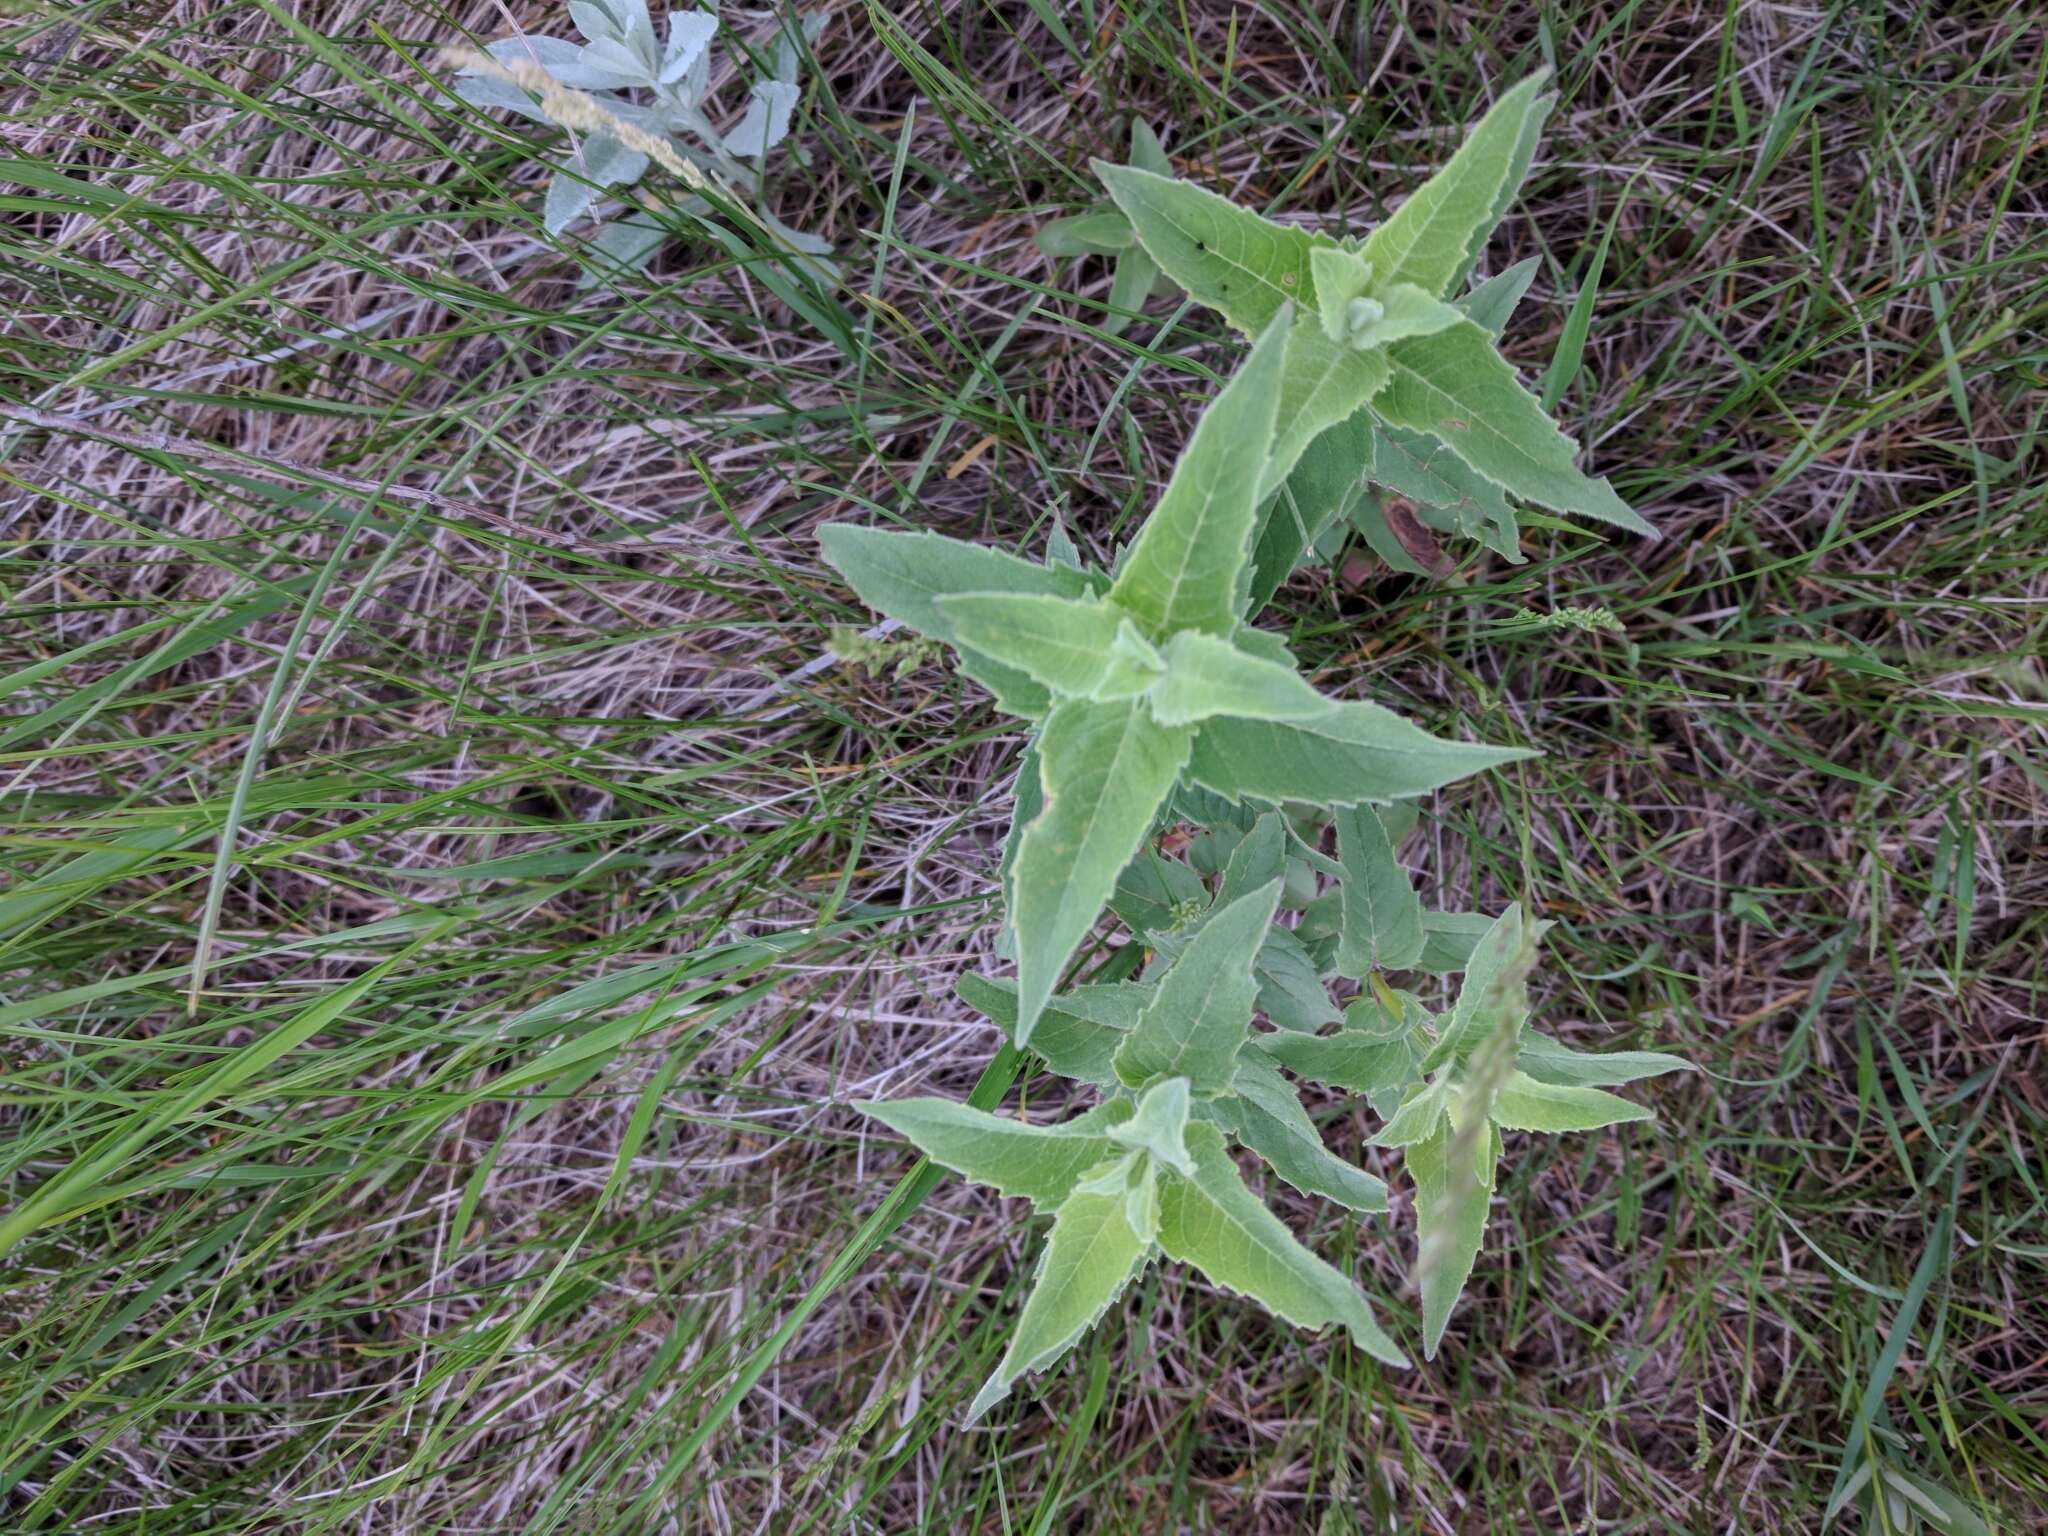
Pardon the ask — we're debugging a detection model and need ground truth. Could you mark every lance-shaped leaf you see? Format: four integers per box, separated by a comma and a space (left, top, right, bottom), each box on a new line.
1489, 1069, 1654, 1132
937, 592, 1164, 702
1010, 697, 1194, 1045
1157, 1122, 1406, 1365
1233, 1054, 1389, 1213
1376, 319, 1653, 535
1367, 1072, 1452, 1148
1037, 207, 1135, 258
1458, 256, 1541, 337
1514, 1031, 1692, 1088
1258, 1025, 1418, 1110
955, 972, 1140, 1087
1215, 811, 1286, 904
1114, 879, 1281, 1095
1187, 700, 1534, 807
1335, 803, 1426, 974
1106, 1076, 1196, 1175
1149, 629, 1337, 728
1094, 163, 1321, 334
1407, 1112, 1495, 1358
1422, 903, 1537, 1070
966, 1180, 1151, 1421
1109, 308, 1289, 638
818, 526, 1100, 714
1256, 313, 1393, 501
1360, 72, 1553, 300
859, 1097, 1133, 1212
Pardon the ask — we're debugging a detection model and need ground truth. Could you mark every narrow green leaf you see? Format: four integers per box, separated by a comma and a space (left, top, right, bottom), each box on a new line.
1114, 880, 1282, 1095
1149, 629, 1336, 727
1423, 903, 1536, 1069
1010, 697, 1194, 1044
966, 1182, 1150, 1421
1488, 1070, 1653, 1133
1335, 803, 1425, 974
1457, 256, 1540, 337
858, 1097, 1132, 1212
1408, 1114, 1495, 1358
1258, 1027, 1419, 1110
817, 525, 1100, 713
937, 592, 1162, 701
1449, 87, 1553, 293
1109, 307, 1290, 638
1367, 1073, 1452, 1148
1514, 1031, 1692, 1088
1376, 319, 1654, 535
1187, 700, 1534, 806
1361, 73, 1553, 299
1232, 1055, 1389, 1213
1094, 163, 1320, 334
1037, 207, 1134, 258
1107, 1076, 1196, 1175
1157, 1123, 1406, 1365
1258, 312, 1393, 500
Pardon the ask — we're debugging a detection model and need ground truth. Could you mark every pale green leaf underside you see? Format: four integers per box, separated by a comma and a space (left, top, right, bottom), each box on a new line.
1361, 72, 1552, 300
1149, 629, 1335, 728
1408, 1117, 1494, 1358
1157, 1123, 1406, 1365
817, 525, 1098, 714
967, 1184, 1150, 1421
1109, 307, 1289, 638
1377, 319, 1653, 535
1094, 162, 1321, 335
860, 1096, 1132, 1212
1335, 802, 1425, 974
1187, 700, 1534, 807
1233, 1055, 1389, 1213
1010, 697, 1194, 1045
1114, 879, 1281, 1096
1488, 1069, 1654, 1132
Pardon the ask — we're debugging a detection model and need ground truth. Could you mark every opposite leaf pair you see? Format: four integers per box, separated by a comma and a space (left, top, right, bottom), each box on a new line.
820, 307, 1531, 1045
865, 879, 1410, 1420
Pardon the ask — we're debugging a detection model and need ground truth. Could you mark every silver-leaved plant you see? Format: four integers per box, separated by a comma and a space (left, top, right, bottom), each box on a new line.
824, 75, 1689, 1417
454, 0, 831, 278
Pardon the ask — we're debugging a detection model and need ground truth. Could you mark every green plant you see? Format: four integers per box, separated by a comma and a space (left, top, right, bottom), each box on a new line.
822, 175, 1687, 1418
1088, 71, 1652, 581
1034, 118, 1176, 337
452, 0, 831, 277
